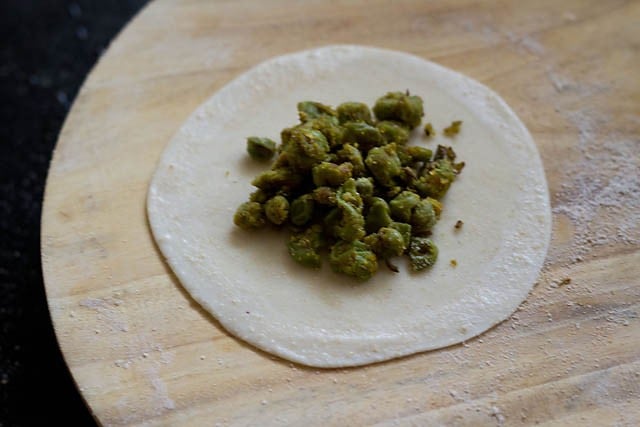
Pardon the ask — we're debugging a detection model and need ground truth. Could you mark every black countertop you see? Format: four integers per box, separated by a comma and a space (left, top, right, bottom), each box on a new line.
1, 2, 148, 425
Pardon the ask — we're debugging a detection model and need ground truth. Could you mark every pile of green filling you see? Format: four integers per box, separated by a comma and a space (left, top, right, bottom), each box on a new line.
234, 92, 465, 281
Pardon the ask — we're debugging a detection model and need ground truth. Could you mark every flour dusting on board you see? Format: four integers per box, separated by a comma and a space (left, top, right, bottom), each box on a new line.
78, 292, 178, 423
423, 12, 547, 57
80, 296, 129, 332
552, 108, 640, 263
149, 367, 176, 410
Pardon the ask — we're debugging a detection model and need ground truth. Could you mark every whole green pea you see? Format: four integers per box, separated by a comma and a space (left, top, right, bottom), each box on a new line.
323, 207, 341, 238
329, 240, 378, 281
312, 186, 337, 205
288, 224, 324, 268
282, 127, 330, 171
233, 201, 266, 230
336, 179, 365, 241
372, 91, 424, 129
312, 162, 353, 187
249, 189, 270, 204
389, 190, 420, 222
428, 197, 442, 217
386, 186, 403, 199
336, 202, 366, 242
411, 198, 438, 235
376, 121, 410, 145
306, 115, 344, 148
336, 102, 373, 124
365, 143, 402, 187
337, 178, 364, 210
290, 194, 315, 226
418, 158, 457, 199
279, 126, 296, 152
365, 197, 392, 234
251, 167, 302, 191
377, 227, 407, 258
406, 146, 433, 163
336, 144, 365, 176
354, 177, 374, 204
389, 221, 412, 248
362, 233, 380, 252
395, 145, 413, 167
409, 237, 438, 271
342, 121, 385, 152
264, 195, 289, 225
297, 101, 337, 122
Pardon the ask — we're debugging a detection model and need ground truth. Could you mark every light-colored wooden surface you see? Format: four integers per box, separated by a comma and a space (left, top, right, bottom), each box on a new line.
42, 0, 640, 425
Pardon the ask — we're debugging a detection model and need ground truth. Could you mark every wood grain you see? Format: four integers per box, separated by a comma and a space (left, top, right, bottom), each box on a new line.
42, 0, 640, 425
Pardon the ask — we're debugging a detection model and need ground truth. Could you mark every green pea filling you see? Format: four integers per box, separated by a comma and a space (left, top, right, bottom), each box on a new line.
234, 92, 464, 281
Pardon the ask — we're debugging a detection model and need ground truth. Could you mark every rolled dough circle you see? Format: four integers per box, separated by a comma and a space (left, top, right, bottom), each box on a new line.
147, 45, 551, 368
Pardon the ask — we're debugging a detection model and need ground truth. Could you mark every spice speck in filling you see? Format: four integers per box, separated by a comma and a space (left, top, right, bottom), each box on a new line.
424, 122, 435, 138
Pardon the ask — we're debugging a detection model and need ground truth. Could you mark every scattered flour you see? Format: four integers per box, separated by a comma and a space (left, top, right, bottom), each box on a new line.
433, 13, 547, 56
149, 367, 176, 410
77, 293, 178, 423
489, 405, 506, 425
505, 31, 546, 55
79, 295, 129, 332
552, 108, 640, 262
546, 67, 575, 93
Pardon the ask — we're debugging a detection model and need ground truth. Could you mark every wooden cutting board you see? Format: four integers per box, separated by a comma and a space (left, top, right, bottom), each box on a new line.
42, 0, 640, 425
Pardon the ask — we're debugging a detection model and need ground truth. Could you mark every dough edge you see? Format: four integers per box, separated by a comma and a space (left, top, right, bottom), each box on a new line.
147, 45, 551, 367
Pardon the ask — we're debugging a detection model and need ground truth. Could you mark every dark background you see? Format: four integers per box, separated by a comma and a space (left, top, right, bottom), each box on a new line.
1, 1, 148, 425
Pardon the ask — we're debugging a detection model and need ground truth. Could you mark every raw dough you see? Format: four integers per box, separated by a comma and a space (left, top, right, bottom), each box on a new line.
147, 45, 550, 368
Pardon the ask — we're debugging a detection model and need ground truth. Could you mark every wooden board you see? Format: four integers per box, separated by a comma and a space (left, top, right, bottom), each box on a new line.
42, 0, 640, 425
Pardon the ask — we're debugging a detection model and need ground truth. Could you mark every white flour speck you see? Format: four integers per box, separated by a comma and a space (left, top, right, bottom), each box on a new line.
150, 371, 175, 411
